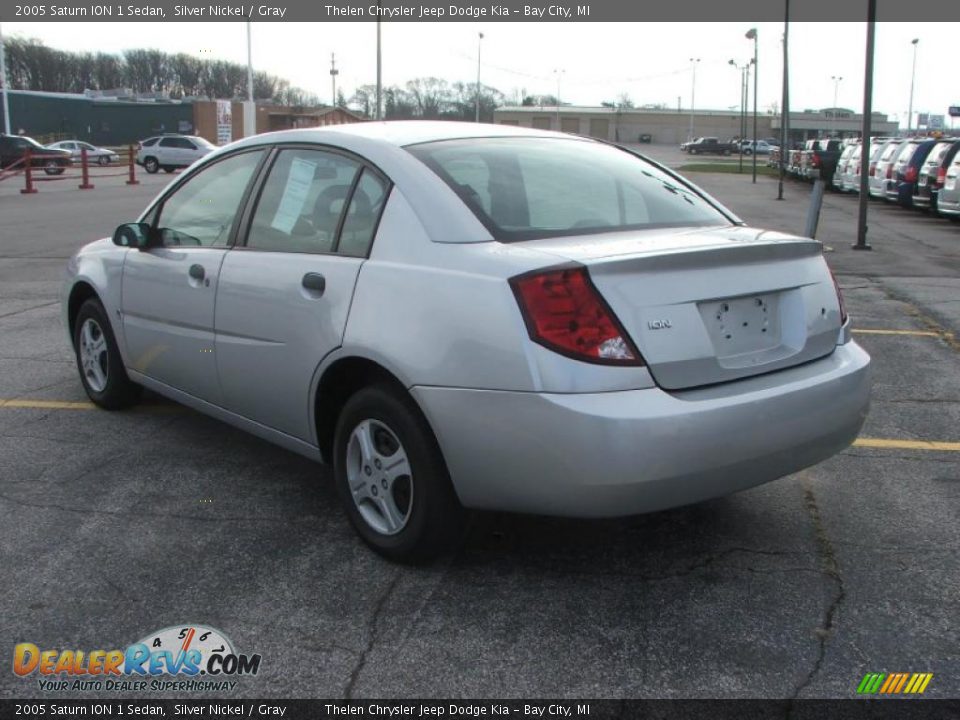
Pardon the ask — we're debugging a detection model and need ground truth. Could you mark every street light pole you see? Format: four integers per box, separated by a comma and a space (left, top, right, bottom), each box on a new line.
729, 59, 747, 172
854, 0, 876, 250
553, 68, 564, 129
746, 28, 758, 183
831, 75, 843, 134
907, 38, 919, 133
0, 23, 11, 136
330, 53, 339, 107
376, 3, 382, 120
688, 57, 700, 142
475, 32, 484, 123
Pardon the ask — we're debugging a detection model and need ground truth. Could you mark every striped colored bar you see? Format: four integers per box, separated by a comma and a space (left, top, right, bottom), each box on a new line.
857, 672, 932, 695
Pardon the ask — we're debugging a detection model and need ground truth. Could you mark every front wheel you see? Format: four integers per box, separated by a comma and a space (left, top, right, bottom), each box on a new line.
73, 298, 142, 410
333, 384, 465, 563
143, 157, 159, 174
97, 155, 110, 166
44, 160, 65, 175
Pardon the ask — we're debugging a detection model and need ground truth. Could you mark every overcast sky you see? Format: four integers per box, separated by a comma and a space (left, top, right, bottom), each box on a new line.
5, 21, 958, 125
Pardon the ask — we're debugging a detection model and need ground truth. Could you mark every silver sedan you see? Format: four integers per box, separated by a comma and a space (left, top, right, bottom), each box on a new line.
47, 140, 120, 165
61, 122, 871, 561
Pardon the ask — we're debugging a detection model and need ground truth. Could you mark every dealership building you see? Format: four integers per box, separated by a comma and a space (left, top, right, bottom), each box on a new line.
0, 89, 361, 147
492, 105, 899, 145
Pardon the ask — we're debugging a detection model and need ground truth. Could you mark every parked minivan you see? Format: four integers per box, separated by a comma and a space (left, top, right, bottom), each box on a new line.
885, 139, 938, 207
937, 148, 960, 220
913, 139, 960, 212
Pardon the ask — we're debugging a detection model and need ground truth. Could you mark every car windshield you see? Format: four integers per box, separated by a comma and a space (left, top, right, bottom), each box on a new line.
191, 136, 215, 148
407, 137, 730, 242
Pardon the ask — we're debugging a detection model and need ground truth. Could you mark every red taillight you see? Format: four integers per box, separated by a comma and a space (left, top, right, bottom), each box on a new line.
886, 165, 893, 179
830, 270, 848, 326
811, 154, 821, 168
905, 166, 918, 183
869, 162, 877, 177
510, 267, 644, 366
936, 167, 946, 187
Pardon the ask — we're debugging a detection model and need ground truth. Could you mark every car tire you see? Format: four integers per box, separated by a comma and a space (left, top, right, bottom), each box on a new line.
43, 160, 64, 175
98, 155, 110, 166
744, 149, 753, 156
73, 298, 142, 410
163, 167, 175, 174
333, 384, 465, 563
144, 157, 159, 174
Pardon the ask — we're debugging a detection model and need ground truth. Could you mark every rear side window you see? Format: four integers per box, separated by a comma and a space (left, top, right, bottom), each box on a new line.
141, 137, 159, 147
927, 143, 952, 165
338, 170, 390, 258
246, 148, 361, 254
407, 138, 729, 242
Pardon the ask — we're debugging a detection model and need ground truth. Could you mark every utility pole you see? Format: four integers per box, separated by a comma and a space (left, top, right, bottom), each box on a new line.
245, 22, 254, 102
0, 23, 11, 135
330, 53, 339, 107
475, 32, 484, 123
553, 68, 564, 129
854, 0, 876, 250
831, 75, 843, 134
778, 0, 790, 201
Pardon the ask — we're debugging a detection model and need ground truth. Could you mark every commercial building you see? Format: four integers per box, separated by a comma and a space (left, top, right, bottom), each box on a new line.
492, 105, 899, 146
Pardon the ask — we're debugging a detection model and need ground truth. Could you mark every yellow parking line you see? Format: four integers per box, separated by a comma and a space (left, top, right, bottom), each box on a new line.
854, 438, 960, 452
0, 399, 95, 410
853, 329, 942, 337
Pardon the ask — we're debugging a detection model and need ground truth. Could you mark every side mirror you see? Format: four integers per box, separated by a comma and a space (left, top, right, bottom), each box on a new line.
113, 222, 152, 249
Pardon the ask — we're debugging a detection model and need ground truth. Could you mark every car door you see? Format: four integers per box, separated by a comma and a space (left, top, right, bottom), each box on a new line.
214, 146, 391, 441
121, 149, 266, 404
157, 137, 186, 167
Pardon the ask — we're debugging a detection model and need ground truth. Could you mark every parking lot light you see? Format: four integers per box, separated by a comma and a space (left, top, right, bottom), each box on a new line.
746, 28, 758, 183
688, 58, 700, 142
907, 38, 919, 133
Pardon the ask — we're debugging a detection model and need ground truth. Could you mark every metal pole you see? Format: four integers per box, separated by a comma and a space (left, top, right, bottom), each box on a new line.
748, 29, 758, 183
907, 38, 918, 133
831, 76, 842, 134
740, 65, 746, 172
475, 32, 483, 123
554, 69, 563, 128
778, 0, 790, 200
0, 23, 11, 136
376, 7, 382, 120
688, 58, 699, 142
246, 21, 254, 102
854, 0, 876, 250
330, 53, 339, 106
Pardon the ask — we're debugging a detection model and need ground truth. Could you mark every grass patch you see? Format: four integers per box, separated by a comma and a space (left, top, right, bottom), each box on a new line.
678, 163, 781, 177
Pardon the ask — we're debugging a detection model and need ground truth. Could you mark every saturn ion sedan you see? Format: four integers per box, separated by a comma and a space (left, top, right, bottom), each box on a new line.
62, 121, 871, 561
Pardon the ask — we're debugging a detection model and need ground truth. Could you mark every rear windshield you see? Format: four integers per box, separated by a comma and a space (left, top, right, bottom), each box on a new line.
896, 142, 919, 164
927, 142, 953, 165
190, 136, 216, 149
880, 142, 901, 161
407, 138, 730, 242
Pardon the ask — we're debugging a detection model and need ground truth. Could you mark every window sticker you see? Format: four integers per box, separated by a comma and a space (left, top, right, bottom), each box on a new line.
271, 157, 317, 234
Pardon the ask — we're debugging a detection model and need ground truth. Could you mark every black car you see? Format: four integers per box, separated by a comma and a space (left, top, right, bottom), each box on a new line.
0, 134, 73, 175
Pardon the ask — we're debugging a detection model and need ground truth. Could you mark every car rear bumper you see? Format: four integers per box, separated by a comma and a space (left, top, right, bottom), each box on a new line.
413, 341, 871, 518
938, 197, 960, 216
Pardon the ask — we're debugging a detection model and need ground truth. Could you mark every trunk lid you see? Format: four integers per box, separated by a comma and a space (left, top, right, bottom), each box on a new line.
522, 225, 842, 389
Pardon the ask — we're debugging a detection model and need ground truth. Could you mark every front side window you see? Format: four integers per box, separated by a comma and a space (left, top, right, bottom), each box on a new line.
407, 137, 729, 242
154, 150, 263, 248
246, 148, 361, 254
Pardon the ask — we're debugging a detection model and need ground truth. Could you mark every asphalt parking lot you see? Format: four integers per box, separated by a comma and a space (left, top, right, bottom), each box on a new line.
1, 151, 958, 700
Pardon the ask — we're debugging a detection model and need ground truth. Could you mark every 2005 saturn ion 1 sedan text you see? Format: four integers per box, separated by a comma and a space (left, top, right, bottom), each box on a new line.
62, 122, 871, 561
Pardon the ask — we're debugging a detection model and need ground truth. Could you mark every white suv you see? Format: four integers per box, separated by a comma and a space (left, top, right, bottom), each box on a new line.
136, 135, 216, 174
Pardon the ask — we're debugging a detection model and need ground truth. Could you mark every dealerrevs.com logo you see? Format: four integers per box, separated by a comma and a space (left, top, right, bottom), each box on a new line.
13, 624, 262, 692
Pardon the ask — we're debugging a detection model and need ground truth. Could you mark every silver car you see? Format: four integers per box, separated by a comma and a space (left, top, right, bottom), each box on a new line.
47, 140, 120, 166
61, 122, 871, 561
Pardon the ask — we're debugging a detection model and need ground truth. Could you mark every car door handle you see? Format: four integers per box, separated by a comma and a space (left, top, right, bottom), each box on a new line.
188, 264, 205, 281
302, 272, 326, 297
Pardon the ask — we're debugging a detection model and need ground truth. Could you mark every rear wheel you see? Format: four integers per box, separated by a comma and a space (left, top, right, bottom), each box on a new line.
73, 299, 142, 410
333, 384, 465, 563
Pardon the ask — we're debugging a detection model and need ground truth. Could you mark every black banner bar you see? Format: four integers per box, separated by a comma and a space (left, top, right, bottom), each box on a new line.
2, 700, 960, 720
3, 0, 960, 22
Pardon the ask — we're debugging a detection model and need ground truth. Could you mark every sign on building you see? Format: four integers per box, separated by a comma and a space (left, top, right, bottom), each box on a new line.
949, 106, 960, 118
929, 115, 944, 130
216, 100, 233, 145
917, 112, 929, 127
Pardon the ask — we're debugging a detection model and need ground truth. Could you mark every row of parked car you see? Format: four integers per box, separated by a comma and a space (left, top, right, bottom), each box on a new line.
770, 136, 960, 220
680, 137, 780, 156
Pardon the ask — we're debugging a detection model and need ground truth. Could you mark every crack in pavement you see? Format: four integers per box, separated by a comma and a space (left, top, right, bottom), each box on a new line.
0, 301, 60, 320
789, 480, 845, 708
344, 572, 402, 699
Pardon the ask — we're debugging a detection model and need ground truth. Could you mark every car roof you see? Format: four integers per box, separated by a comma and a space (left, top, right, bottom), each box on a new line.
234, 120, 578, 149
